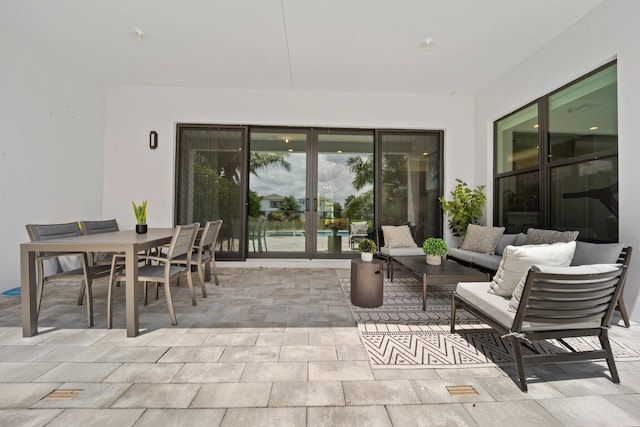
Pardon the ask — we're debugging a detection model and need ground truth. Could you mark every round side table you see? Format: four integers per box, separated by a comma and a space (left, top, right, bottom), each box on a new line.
350, 258, 384, 308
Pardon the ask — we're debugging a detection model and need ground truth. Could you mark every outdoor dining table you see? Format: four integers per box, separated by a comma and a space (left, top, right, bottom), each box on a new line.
20, 227, 175, 337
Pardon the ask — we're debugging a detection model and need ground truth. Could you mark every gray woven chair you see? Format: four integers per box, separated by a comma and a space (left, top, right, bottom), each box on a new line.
175, 219, 223, 297
25, 222, 112, 327
451, 264, 628, 391
107, 223, 200, 328
79, 219, 122, 295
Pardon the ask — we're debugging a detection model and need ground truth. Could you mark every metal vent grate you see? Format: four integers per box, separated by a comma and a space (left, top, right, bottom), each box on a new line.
43, 389, 83, 401
446, 385, 478, 397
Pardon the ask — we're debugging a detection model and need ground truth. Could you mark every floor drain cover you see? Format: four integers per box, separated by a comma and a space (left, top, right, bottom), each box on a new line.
43, 389, 83, 401
446, 385, 478, 397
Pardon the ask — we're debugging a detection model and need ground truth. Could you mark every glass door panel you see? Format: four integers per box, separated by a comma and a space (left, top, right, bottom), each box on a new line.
314, 131, 374, 256
249, 129, 309, 256
176, 125, 245, 260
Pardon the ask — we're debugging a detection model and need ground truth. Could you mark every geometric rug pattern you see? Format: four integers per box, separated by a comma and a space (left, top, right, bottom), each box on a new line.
336, 268, 640, 368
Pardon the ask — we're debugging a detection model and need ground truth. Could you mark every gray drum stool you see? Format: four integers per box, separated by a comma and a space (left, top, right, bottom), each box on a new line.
350, 258, 384, 308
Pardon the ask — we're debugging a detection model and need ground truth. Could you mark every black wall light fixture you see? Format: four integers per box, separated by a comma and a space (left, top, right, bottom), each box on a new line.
149, 131, 158, 149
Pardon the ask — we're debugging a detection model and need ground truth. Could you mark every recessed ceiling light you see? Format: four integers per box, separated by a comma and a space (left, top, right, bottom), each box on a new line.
533, 124, 539, 129
422, 38, 434, 52
589, 126, 599, 131
288, 148, 293, 152
422, 152, 429, 156
337, 150, 343, 154
133, 28, 145, 42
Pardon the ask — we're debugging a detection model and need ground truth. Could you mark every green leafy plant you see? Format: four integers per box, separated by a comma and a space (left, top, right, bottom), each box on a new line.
422, 237, 448, 256
358, 238, 377, 254
439, 179, 486, 238
132, 200, 147, 225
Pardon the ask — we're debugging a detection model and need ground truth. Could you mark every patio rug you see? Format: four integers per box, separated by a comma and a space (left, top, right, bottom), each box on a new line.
336, 269, 640, 369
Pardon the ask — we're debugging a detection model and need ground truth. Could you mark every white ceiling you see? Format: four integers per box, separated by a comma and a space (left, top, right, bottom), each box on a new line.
0, 0, 604, 96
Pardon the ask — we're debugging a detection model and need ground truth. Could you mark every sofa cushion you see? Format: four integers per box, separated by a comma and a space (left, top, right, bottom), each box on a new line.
524, 228, 579, 245
571, 241, 624, 266
509, 263, 621, 312
379, 246, 424, 257
488, 242, 576, 297
514, 232, 528, 246
447, 247, 474, 263
381, 225, 418, 248
460, 224, 505, 255
470, 253, 502, 271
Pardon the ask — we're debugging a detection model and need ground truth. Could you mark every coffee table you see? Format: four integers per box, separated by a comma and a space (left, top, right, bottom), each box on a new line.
393, 256, 489, 311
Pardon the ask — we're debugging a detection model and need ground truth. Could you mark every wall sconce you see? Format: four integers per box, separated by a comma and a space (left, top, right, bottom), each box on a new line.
149, 131, 158, 149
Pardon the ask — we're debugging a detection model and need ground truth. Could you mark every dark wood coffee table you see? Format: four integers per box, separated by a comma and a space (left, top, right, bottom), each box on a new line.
393, 256, 489, 310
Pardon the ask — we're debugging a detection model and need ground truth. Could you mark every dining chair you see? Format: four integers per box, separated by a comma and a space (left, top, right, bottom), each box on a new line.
107, 223, 200, 328
25, 222, 112, 327
173, 219, 223, 297
79, 219, 122, 299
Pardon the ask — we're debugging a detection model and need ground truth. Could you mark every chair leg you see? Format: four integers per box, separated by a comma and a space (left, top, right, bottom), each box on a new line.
143, 282, 149, 306
83, 279, 94, 328
186, 270, 197, 306
212, 259, 220, 286
508, 336, 528, 392
77, 283, 85, 306
107, 266, 117, 330
616, 296, 631, 328
197, 262, 208, 298
450, 297, 457, 333
163, 281, 177, 325
600, 330, 620, 383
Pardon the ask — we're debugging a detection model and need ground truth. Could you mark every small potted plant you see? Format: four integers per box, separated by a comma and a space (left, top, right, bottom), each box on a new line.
358, 238, 377, 262
422, 237, 447, 265
132, 200, 148, 234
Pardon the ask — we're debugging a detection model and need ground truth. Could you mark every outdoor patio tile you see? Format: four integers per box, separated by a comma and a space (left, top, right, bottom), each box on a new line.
435, 367, 507, 379
157, 346, 224, 363
135, 409, 225, 427
0, 409, 62, 427
603, 394, 640, 419
31, 382, 131, 408
256, 332, 308, 346
308, 361, 374, 381
241, 362, 307, 382
45, 409, 143, 427
0, 344, 55, 361
474, 376, 565, 400
203, 333, 259, 346
463, 400, 563, 427
0, 362, 59, 382
90, 332, 158, 346
218, 346, 280, 362
309, 331, 362, 346
144, 333, 208, 347
33, 362, 121, 383
221, 407, 306, 427
279, 345, 337, 362
112, 384, 201, 408
307, 406, 392, 427
617, 369, 640, 392
103, 362, 183, 383
387, 403, 477, 426
38, 331, 107, 346
0, 383, 58, 409
171, 362, 246, 383
33, 345, 113, 363
539, 375, 633, 396
269, 381, 345, 407
411, 379, 496, 404
537, 395, 640, 427
95, 346, 168, 363
343, 380, 421, 405
190, 382, 272, 408
336, 345, 369, 361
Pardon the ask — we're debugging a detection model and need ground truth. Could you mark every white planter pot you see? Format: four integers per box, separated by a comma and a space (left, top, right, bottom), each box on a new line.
361, 252, 374, 262
426, 254, 442, 265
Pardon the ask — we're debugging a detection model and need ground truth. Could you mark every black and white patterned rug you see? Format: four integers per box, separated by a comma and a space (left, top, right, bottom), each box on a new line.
336, 269, 640, 368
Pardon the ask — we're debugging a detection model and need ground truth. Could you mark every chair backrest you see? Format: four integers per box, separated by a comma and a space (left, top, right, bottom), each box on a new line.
166, 223, 200, 259
200, 220, 223, 249
513, 265, 627, 332
80, 219, 119, 235
26, 222, 83, 242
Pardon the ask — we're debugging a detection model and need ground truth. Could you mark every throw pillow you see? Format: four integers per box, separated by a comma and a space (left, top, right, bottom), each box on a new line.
381, 225, 417, 248
524, 228, 579, 245
351, 221, 368, 235
571, 241, 624, 266
488, 241, 576, 297
460, 224, 505, 254
508, 263, 621, 312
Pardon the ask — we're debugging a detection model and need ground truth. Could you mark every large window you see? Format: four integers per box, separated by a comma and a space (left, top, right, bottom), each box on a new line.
494, 62, 618, 242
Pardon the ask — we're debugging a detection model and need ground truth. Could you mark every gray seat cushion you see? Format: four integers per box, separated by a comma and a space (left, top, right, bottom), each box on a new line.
571, 241, 624, 265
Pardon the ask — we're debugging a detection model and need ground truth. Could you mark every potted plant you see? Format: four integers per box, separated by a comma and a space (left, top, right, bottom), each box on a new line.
132, 200, 148, 234
358, 238, 377, 262
422, 237, 447, 265
439, 179, 486, 239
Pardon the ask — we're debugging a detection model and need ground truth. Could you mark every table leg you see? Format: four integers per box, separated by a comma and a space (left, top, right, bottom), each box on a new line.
125, 247, 140, 337
422, 273, 427, 311
21, 248, 38, 337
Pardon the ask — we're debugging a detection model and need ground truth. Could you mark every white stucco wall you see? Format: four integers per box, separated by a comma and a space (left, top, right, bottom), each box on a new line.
103, 87, 475, 234
474, 0, 640, 321
0, 24, 106, 292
